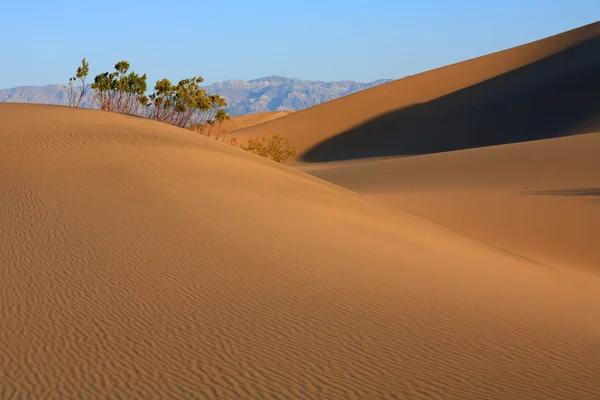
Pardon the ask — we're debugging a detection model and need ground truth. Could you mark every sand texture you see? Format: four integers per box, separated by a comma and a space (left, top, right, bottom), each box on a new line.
215, 111, 294, 134
309, 133, 600, 273
1, 104, 600, 399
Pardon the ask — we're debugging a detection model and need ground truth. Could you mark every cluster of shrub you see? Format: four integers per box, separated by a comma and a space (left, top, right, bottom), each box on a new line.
67, 58, 296, 164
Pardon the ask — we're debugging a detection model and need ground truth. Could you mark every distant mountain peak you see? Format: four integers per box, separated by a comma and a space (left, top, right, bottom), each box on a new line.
247, 75, 299, 84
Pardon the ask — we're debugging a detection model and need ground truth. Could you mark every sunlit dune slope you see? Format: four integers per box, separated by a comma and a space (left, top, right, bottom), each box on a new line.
1, 104, 600, 399
235, 21, 600, 162
217, 110, 294, 133
309, 133, 600, 272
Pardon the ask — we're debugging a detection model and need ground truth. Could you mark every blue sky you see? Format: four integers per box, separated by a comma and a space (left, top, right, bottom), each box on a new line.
0, 0, 598, 88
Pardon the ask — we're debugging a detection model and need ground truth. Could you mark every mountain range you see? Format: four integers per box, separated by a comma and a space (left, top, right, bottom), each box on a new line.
0, 76, 391, 116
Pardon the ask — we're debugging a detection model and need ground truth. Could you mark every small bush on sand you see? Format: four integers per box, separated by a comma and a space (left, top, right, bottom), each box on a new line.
241, 135, 296, 164
91, 61, 148, 115
146, 77, 229, 129
73, 59, 298, 164
85, 59, 230, 128
67, 58, 89, 107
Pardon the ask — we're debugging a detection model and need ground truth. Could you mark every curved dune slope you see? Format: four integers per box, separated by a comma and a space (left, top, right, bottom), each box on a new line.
2, 104, 600, 399
218, 111, 294, 133
309, 133, 600, 273
235, 21, 600, 162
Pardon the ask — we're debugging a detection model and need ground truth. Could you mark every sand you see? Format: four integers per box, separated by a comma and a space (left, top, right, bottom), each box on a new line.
1, 103, 600, 399
309, 133, 600, 273
212, 111, 294, 134
240, 20, 600, 273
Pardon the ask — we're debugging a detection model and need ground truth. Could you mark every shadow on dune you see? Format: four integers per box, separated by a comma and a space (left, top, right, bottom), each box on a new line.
301, 37, 600, 162
526, 188, 600, 198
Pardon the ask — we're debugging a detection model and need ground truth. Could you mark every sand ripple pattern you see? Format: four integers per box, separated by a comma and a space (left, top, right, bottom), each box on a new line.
1, 104, 600, 399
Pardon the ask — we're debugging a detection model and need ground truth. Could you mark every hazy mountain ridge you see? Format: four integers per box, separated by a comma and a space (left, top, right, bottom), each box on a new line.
208, 76, 392, 115
0, 76, 392, 116
0, 84, 95, 109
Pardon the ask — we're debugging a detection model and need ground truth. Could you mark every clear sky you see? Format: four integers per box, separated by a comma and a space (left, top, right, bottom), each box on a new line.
0, 0, 598, 88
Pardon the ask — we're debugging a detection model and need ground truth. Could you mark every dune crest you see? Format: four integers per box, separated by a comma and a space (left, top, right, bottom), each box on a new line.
215, 110, 294, 133
235, 21, 600, 162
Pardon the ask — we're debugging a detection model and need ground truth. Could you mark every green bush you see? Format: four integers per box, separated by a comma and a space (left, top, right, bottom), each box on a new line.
240, 135, 296, 164
147, 77, 228, 128
67, 58, 89, 107
91, 60, 148, 115
72, 59, 297, 165
76, 58, 230, 127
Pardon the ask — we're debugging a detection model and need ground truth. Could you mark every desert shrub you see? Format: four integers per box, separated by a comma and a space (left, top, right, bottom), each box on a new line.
146, 77, 229, 129
67, 58, 89, 107
240, 135, 296, 164
91, 61, 148, 115
85, 59, 231, 128
74, 59, 296, 164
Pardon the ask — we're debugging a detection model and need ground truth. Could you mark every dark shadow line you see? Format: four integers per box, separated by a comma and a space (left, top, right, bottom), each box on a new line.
524, 188, 600, 197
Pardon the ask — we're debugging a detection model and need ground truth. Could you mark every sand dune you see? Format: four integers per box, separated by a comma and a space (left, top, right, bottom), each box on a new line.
2, 103, 600, 399
217, 111, 294, 133
235, 20, 600, 272
235, 21, 600, 162
309, 133, 600, 273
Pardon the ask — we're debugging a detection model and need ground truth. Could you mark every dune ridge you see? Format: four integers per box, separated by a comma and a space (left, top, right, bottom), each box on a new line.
232, 20, 600, 273
215, 111, 294, 133
2, 104, 600, 398
234, 21, 600, 162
